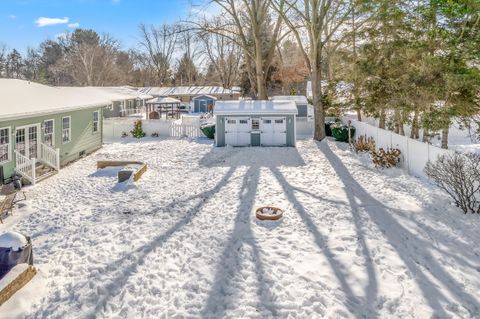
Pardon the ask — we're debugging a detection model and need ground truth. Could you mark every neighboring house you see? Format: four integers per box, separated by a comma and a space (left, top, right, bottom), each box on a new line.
272, 95, 312, 119
60, 86, 152, 119
139, 86, 241, 104
0, 79, 123, 185
192, 95, 217, 113
214, 100, 298, 147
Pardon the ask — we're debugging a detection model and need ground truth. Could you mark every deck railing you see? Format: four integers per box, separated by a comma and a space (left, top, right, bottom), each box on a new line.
14, 150, 36, 185
40, 143, 60, 170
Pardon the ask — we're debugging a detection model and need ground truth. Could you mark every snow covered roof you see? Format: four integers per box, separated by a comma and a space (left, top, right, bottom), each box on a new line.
59, 86, 152, 102
193, 94, 217, 100
0, 79, 151, 121
146, 96, 181, 104
0, 231, 28, 251
139, 86, 240, 97
214, 100, 298, 115
272, 95, 308, 105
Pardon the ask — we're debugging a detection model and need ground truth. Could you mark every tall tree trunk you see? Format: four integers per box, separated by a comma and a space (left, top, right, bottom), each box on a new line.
441, 126, 449, 149
356, 109, 362, 121
411, 110, 419, 139
312, 68, 326, 141
379, 109, 386, 129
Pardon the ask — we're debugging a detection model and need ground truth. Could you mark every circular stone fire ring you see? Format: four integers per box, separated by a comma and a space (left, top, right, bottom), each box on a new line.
255, 206, 284, 221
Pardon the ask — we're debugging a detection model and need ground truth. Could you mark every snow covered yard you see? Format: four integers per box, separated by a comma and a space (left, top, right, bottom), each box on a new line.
2, 137, 480, 318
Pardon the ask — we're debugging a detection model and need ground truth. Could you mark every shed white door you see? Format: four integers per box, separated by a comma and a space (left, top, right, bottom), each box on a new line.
225, 117, 251, 146
260, 117, 287, 146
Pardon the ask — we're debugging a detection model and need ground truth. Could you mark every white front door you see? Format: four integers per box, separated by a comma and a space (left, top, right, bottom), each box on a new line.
260, 117, 287, 146
225, 117, 251, 146
16, 124, 41, 160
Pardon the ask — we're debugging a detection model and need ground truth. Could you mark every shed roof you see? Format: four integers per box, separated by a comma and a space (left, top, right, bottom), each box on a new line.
0, 79, 128, 120
193, 94, 217, 100
272, 95, 308, 105
214, 100, 298, 115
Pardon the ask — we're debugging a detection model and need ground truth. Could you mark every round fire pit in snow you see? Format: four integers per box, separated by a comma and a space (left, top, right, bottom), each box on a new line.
0, 232, 33, 280
256, 206, 284, 221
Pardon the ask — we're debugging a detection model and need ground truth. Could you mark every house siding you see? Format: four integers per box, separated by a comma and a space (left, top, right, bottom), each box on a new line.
0, 106, 103, 181
215, 114, 296, 147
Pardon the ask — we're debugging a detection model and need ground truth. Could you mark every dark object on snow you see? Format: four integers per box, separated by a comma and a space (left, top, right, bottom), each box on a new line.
0, 233, 33, 280
331, 124, 355, 142
12, 175, 22, 190
200, 123, 215, 139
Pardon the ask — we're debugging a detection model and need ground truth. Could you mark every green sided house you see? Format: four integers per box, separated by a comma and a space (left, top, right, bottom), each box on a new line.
214, 100, 298, 147
0, 79, 120, 185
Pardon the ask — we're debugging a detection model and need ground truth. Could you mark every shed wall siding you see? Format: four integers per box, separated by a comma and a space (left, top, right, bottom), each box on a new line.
0, 106, 103, 180
215, 114, 295, 147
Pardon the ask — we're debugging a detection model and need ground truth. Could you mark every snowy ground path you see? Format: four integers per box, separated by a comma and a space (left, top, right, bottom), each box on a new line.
2, 138, 480, 318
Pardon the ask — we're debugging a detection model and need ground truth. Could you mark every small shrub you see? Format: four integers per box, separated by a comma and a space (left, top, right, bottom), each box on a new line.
200, 123, 215, 139
151, 132, 159, 138
354, 135, 376, 153
131, 120, 146, 139
121, 131, 129, 138
330, 123, 356, 142
371, 148, 401, 168
425, 153, 480, 214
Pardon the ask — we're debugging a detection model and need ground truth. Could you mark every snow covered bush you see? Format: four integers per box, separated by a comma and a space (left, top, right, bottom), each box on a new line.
130, 120, 146, 139
371, 148, 401, 168
200, 123, 215, 139
425, 153, 480, 214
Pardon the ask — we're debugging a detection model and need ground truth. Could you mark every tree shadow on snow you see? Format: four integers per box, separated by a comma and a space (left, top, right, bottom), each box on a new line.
318, 141, 480, 317
201, 166, 279, 318
270, 167, 378, 318
33, 166, 238, 319
199, 146, 306, 169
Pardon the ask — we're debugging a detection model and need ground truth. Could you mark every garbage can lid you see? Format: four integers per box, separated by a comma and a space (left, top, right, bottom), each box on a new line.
0, 231, 28, 251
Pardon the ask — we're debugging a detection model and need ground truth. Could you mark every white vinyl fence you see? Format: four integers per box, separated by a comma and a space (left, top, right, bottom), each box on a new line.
345, 119, 453, 178
103, 118, 204, 140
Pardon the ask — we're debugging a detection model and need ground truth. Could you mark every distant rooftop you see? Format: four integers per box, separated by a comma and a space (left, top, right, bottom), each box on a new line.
214, 100, 298, 115
139, 86, 241, 97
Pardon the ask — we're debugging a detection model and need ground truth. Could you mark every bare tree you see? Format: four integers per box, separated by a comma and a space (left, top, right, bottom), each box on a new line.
138, 23, 179, 86
272, 0, 355, 140
194, 0, 287, 99
199, 26, 241, 88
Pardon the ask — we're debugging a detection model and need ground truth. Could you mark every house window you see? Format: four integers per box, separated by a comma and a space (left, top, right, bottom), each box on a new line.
252, 119, 259, 130
263, 119, 272, 124
239, 119, 248, 124
93, 111, 99, 133
0, 127, 10, 163
275, 119, 284, 124
227, 119, 236, 124
62, 116, 71, 143
44, 119, 54, 147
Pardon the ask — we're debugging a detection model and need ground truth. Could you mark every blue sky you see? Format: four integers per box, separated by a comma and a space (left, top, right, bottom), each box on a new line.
0, 0, 209, 52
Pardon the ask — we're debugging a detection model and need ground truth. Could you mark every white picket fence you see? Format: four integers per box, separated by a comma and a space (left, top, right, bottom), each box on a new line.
14, 150, 36, 185
103, 118, 204, 140
40, 143, 60, 170
345, 118, 453, 178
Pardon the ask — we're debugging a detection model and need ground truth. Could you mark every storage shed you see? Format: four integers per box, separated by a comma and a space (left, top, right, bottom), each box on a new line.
272, 95, 311, 118
192, 95, 216, 113
214, 100, 298, 147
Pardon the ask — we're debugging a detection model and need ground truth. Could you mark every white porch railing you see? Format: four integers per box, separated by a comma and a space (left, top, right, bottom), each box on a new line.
40, 143, 60, 170
14, 150, 36, 185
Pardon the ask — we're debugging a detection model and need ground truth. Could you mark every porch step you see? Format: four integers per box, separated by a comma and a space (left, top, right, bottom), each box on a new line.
35, 164, 57, 183
35, 170, 58, 183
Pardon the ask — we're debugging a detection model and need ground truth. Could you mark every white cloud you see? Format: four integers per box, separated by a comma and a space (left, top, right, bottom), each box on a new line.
8, 14, 16, 19
35, 17, 69, 27
68, 23, 80, 28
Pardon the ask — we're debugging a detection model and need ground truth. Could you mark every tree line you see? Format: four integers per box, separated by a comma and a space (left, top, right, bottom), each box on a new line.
0, 0, 478, 146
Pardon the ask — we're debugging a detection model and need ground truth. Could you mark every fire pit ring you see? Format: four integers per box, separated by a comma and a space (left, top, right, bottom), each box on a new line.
255, 206, 284, 221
